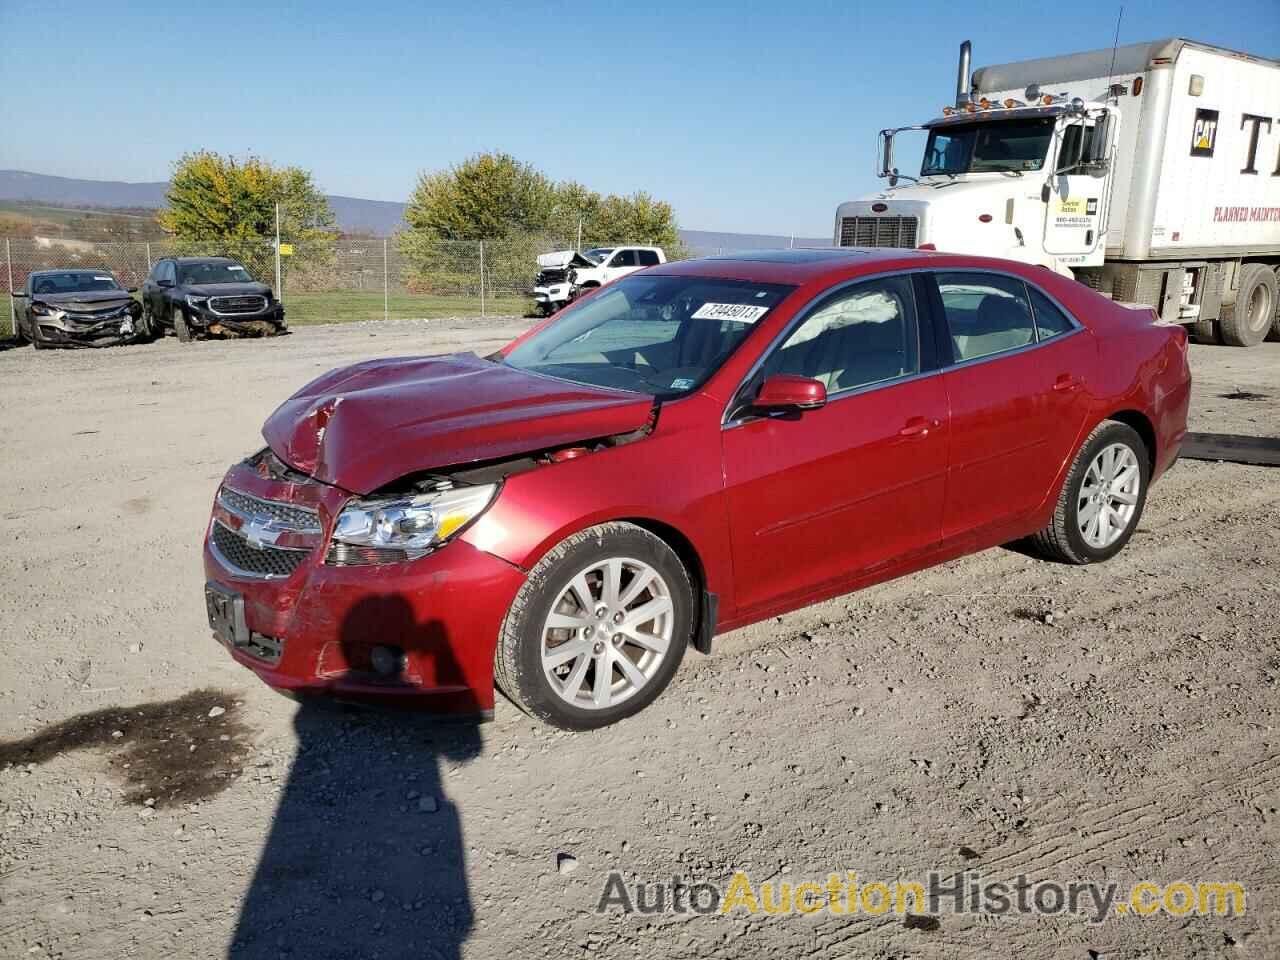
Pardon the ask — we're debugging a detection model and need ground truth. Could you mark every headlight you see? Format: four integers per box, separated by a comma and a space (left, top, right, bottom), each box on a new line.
186, 295, 208, 308
30, 301, 56, 316
328, 483, 498, 565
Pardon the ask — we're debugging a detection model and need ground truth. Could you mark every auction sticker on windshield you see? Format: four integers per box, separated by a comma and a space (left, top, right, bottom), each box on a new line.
691, 302, 770, 323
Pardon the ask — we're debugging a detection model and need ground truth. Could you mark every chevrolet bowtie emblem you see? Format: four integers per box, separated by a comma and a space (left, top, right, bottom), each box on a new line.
242, 516, 280, 548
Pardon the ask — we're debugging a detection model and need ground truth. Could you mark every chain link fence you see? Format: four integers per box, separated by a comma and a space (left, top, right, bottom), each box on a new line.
2, 234, 693, 337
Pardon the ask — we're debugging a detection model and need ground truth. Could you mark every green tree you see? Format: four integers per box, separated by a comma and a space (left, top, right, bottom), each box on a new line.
400, 152, 688, 290
158, 151, 336, 282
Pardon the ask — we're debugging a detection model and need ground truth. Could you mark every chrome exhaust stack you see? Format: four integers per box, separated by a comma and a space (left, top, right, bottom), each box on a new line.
956, 40, 972, 106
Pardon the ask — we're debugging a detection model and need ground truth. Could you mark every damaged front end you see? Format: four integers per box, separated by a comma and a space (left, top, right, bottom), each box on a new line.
203, 353, 659, 715
30, 298, 143, 347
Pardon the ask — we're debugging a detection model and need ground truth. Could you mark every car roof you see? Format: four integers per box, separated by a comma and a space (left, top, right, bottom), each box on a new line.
171, 256, 238, 263
648, 247, 1067, 286
649, 247, 932, 283
31, 268, 113, 276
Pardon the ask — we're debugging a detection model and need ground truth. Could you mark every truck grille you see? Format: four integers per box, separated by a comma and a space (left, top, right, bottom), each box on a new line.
209, 295, 267, 315
211, 521, 311, 578
839, 216, 919, 248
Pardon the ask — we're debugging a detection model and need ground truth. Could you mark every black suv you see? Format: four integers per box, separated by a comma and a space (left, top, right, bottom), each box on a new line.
141, 257, 286, 341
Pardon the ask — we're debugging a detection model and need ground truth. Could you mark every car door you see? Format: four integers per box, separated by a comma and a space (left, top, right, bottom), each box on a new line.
159, 261, 181, 323
605, 249, 638, 283
721, 273, 949, 615
930, 270, 1094, 542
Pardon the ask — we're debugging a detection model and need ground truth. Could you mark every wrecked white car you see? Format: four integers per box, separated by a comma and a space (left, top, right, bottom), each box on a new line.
532, 246, 665, 316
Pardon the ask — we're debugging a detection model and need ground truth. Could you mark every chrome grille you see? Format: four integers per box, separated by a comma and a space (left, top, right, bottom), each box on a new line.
839, 216, 919, 248
211, 521, 311, 578
209, 295, 267, 315
218, 487, 321, 532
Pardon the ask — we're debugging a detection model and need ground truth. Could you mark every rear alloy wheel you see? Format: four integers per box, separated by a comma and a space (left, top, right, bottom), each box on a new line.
1219, 263, 1276, 348
495, 522, 693, 729
1029, 420, 1150, 564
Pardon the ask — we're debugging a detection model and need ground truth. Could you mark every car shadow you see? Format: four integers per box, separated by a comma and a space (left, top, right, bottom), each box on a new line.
229, 594, 483, 960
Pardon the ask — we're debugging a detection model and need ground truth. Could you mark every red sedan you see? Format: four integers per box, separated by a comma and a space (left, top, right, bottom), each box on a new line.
203, 249, 1190, 729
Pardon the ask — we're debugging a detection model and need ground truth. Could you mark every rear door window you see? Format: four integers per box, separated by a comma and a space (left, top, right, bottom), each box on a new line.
636, 250, 661, 267
1027, 286, 1076, 340
935, 272, 1035, 362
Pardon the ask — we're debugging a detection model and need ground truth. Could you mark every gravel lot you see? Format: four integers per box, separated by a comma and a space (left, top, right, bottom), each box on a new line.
1, 321, 1277, 960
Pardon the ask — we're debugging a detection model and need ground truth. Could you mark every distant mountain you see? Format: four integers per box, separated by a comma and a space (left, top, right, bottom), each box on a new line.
0, 170, 825, 248
681, 229, 831, 255
0, 170, 408, 234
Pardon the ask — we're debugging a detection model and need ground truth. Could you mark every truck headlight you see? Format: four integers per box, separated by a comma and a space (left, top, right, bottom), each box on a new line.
186, 295, 208, 309
328, 483, 498, 565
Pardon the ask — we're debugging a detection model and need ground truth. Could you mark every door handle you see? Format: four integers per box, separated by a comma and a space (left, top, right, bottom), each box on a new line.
898, 416, 939, 438
1053, 374, 1082, 393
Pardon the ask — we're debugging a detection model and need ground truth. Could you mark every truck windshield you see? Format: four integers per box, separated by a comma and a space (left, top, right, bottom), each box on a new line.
921, 118, 1055, 175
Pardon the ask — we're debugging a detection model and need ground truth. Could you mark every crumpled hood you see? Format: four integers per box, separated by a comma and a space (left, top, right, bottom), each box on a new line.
536, 249, 599, 269
262, 353, 654, 494
36, 289, 134, 311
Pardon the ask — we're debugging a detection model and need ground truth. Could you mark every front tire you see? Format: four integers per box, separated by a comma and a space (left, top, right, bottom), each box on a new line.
494, 522, 693, 730
1029, 420, 1150, 565
174, 308, 193, 343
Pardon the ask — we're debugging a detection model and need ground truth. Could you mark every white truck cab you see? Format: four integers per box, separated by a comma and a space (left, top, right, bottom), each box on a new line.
837, 39, 1280, 346
533, 246, 666, 315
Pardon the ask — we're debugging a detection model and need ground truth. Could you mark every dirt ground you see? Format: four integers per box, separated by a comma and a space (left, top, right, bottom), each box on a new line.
0, 321, 1277, 960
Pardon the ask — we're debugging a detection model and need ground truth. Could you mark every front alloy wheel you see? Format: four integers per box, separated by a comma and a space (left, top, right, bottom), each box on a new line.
540, 557, 675, 710
495, 522, 693, 729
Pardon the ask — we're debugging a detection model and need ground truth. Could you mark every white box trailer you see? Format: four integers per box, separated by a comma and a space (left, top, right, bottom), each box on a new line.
836, 39, 1280, 346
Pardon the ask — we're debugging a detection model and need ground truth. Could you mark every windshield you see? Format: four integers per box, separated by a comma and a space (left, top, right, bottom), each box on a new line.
921, 118, 1054, 175
503, 274, 795, 398
30, 272, 121, 295
178, 261, 255, 285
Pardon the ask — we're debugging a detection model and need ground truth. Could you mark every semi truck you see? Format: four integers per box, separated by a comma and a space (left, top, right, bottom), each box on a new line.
835, 38, 1280, 346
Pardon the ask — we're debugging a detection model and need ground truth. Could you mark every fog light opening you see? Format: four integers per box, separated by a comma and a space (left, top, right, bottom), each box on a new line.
370, 645, 406, 678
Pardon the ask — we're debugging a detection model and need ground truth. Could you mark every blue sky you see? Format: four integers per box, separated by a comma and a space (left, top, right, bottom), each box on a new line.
1, 0, 1276, 235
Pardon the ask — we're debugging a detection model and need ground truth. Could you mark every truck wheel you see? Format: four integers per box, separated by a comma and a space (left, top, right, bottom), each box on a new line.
1027, 420, 1149, 566
174, 309, 193, 343
1219, 264, 1276, 348
1269, 266, 1280, 343
493, 522, 693, 730
1191, 316, 1221, 345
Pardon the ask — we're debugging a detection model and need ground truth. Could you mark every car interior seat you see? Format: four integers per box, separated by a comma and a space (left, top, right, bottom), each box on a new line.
953, 295, 1034, 360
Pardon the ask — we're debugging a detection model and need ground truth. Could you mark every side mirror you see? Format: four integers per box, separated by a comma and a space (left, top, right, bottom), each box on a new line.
10, 291, 27, 298
126, 286, 138, 293
755, 375, 827, 411
876, 129, 894, 179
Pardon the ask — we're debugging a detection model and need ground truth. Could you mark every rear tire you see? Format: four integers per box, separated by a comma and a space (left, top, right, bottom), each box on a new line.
494, 522, 693, 730
140, 303, 159, 341
1219, 263, 1276, 347
1028, 420, 1150, 565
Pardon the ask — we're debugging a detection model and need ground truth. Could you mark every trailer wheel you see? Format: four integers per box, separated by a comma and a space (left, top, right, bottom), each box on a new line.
1269, 266, 1280, 343
1192, 317, 1221, 345
1219, 264, 1276, 348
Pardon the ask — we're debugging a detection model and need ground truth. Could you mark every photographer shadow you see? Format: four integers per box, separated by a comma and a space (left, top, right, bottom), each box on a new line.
230, 594, 484, 960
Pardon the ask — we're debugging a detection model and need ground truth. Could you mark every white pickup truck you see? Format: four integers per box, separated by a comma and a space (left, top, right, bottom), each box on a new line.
533, 246, 666, 315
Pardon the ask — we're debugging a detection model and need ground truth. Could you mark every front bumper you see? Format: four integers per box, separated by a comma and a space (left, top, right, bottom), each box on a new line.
186, 303, 287, 336
201, 462, 526, 716
533, 283, 571, 306
35, 307, 143, 347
